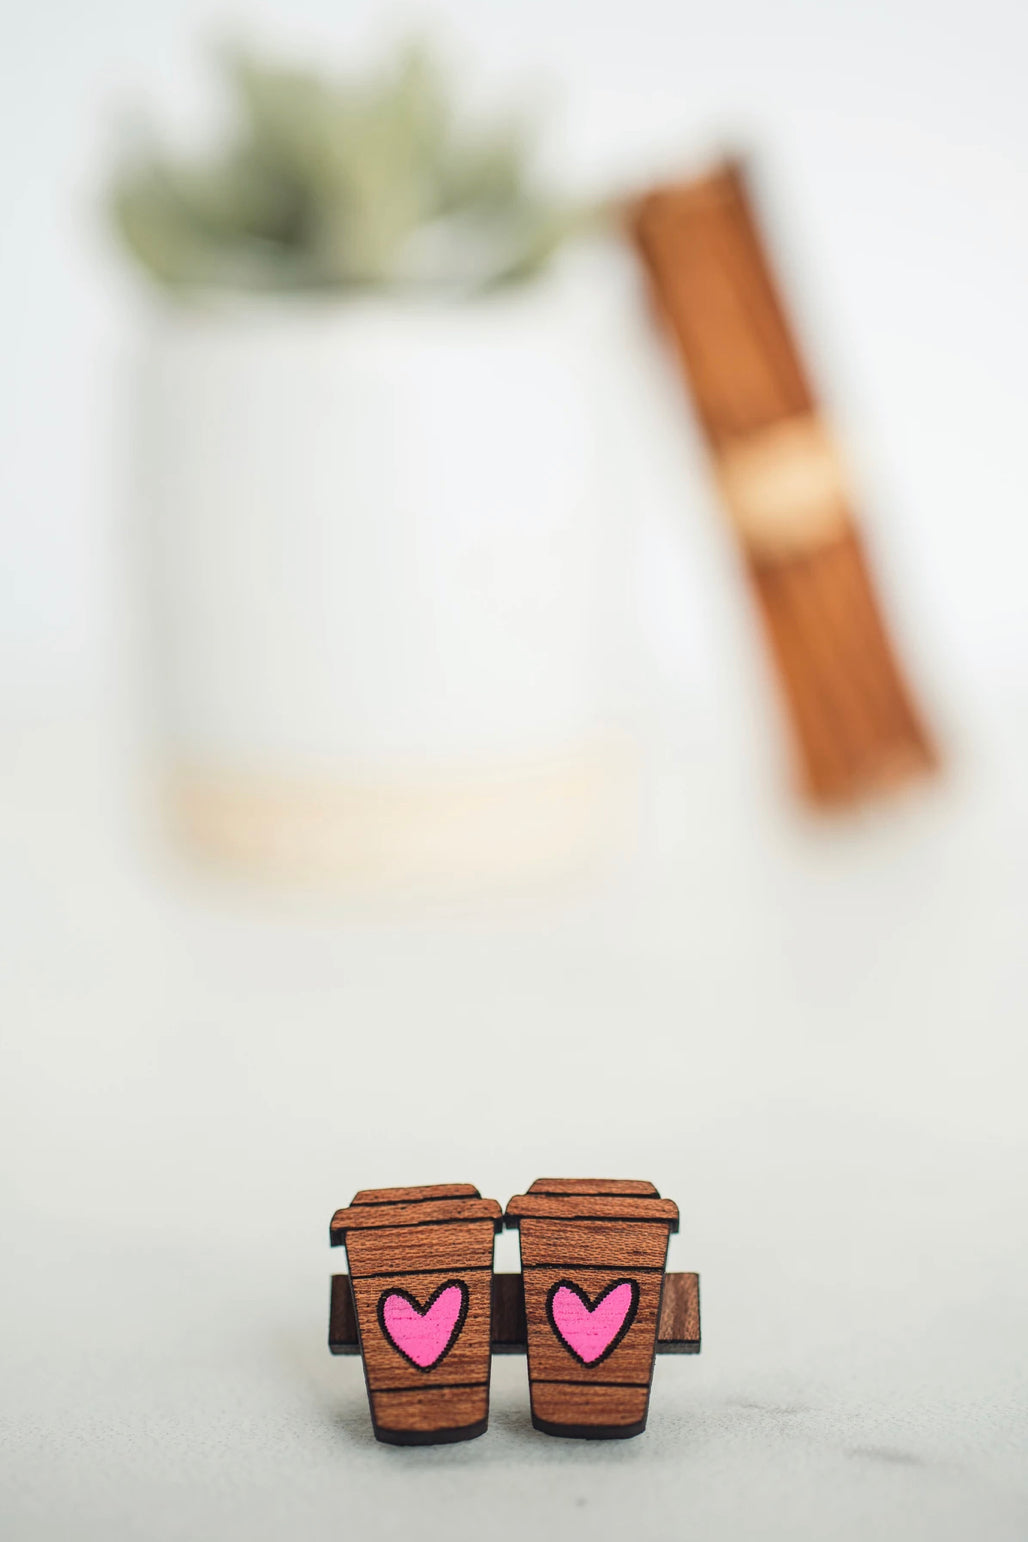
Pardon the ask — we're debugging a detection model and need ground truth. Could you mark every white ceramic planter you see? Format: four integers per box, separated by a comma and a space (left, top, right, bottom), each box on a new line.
135, 265, 623, 884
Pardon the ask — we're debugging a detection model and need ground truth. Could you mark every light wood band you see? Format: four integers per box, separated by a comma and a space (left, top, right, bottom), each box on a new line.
715, 413, 851, 559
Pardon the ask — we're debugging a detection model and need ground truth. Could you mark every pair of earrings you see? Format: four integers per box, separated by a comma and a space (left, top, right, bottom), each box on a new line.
329, 1178, 700, 1445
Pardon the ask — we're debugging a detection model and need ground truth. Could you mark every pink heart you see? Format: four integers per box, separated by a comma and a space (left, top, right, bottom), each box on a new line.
377, 1280, 469, 1370
547, 1278, 640, 1366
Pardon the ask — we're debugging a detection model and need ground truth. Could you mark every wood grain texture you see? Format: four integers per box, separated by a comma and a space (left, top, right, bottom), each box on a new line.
516, 1217, 676, 1270
630, 160, 937, 807
332, 1185, 498, 1444
328, 1272, 360, 1355
526, 1179, 659, 1197
491, 1272, 528, 1354
345, 1218, 497, 1278
351, 1183, 480, 1206
330, 1271, 701, 1354
658, 1271, 701, 1352
505, 1195, 679, 1231
330, 1196, 502, 1244
521, 1266, 664, 1383
529, 1382, 650, 1440
505, 1182, 676, 1438
350, 1270, 492, 1391
367, 1385, 488, 1444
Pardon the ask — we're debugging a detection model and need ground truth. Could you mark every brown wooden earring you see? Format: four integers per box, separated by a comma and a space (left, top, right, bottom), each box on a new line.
503, 1179, 682, 1438
329, 1183, 502, 1445
329, 1178, 699, 1443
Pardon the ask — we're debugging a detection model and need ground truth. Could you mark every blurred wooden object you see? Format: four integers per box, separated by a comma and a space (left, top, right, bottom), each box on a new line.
630, 160, 937, 806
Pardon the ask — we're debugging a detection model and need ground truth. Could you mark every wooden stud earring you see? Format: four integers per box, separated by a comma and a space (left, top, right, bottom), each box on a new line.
329, 1178, 699, 1443
503, 1179, 684, 1438
329, 1183, 502, 1445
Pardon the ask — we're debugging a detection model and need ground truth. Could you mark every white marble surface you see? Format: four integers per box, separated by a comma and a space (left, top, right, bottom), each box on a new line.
2, 711, 1026, 1541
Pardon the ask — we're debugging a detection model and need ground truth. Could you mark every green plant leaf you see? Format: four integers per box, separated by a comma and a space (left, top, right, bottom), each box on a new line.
106, 40, 576, 294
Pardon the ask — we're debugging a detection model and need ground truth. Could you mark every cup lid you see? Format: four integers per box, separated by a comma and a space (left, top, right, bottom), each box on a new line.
504, 1179, 679, 1232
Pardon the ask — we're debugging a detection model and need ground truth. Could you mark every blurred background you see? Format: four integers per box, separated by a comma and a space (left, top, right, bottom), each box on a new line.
2, 2, 1027, 1539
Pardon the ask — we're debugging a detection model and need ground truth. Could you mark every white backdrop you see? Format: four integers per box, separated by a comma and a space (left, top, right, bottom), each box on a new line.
3, 0, 1028, 720
2, 5, 1028, 1541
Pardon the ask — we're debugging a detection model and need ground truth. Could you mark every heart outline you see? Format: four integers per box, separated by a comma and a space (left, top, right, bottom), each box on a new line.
545, 1277, 641, 1367
376, 1279, 470, 1372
